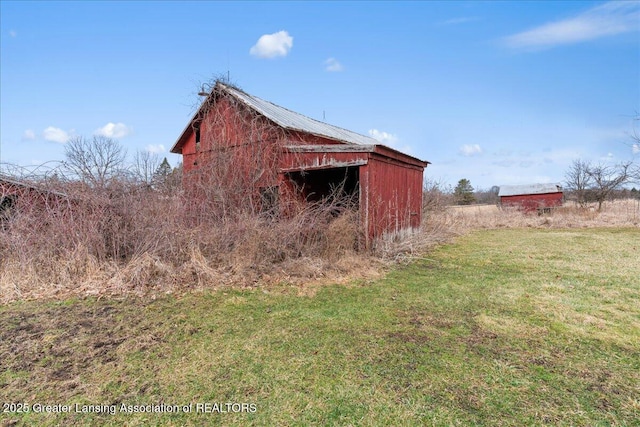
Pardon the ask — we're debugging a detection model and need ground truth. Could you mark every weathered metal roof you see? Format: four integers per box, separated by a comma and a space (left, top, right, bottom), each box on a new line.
0, 174, 68, 198
219, 83, 380, 146
285, 144, 377, 153
498, 183, 563, 197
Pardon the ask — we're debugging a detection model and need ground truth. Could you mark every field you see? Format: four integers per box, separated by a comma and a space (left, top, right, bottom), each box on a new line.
2, 226, 639, 426
448, 199, 640, 230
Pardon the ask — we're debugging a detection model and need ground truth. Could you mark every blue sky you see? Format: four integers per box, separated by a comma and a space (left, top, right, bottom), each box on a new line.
1, 1, 639, 190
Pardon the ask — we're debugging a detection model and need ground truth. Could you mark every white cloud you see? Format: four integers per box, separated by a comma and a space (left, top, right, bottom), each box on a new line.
249, 30, 293, 58
324, 58, 343, 72
504, 1, 640, 49
146, 144, 165, 154
369, 129, 399, 146
368, 128, 413, 154
633, 144, 640, 154
94, 122, 132, 138
22, 129, 36, 141
42, 126, 69, 143
459, 144, 483, 156
9, 30, 17, 38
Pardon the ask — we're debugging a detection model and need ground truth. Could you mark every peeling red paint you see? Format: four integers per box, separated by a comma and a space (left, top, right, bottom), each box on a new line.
170, 84, 429, 244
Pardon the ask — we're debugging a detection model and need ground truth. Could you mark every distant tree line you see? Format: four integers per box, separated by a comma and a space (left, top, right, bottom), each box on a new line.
422, 178, 500, 210
426, 115, 640, 210
423, 163, 639, 211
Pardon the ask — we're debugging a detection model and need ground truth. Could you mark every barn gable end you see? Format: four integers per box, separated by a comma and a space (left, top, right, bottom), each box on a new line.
170, 82, 429, 245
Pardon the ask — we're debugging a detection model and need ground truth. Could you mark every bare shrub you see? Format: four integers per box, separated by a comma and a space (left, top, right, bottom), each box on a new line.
375, 190, 462, 263
0, 165, 370, 302
423, 178, 453, 213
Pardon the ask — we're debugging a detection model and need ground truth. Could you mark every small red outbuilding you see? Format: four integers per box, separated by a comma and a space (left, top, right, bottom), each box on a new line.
170, 82, 429, 245
0, 174, 69, 224
498, 183, 563, 213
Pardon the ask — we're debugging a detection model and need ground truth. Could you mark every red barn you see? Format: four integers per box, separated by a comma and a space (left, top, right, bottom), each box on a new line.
498, 183, 563, 213
0, 174, 69, 224
170, 82, 429, 245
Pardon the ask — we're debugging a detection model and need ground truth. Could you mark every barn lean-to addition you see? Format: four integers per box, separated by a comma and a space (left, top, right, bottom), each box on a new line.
170, 82, 429, 246
0, 174, 69, 226
498, 183, 563, 213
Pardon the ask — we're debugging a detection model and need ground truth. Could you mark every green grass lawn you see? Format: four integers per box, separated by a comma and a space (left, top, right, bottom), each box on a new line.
1, 228, 639, 426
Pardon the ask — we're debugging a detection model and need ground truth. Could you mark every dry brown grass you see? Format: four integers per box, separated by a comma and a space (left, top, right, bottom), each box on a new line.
448, 199, 640, 230
2, 186, 638, 304
0, 185, 383, 303
373, 211, 460, 263
0, 228, 381, 304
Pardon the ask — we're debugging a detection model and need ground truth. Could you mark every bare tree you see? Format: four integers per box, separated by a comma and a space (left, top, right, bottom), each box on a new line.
64, 136, 127, 188
565, 159, 592, 208
132, 149, 160, 187
586, 161, 634, 211
630, 112, 640, 146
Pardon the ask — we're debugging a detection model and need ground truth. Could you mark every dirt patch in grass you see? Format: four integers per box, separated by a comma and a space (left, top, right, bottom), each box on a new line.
0, 299, 168, 405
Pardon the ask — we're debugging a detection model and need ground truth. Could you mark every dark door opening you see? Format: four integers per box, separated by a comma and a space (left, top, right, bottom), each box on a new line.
0, 195, 17, 228
259, 186, 280, 217
287, 166, 359, 212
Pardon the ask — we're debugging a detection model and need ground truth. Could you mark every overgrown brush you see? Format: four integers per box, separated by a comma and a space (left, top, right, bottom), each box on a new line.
4, 171, 637, 303
0, 178, 381, 302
